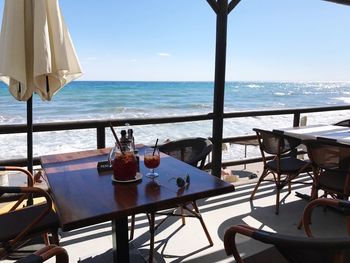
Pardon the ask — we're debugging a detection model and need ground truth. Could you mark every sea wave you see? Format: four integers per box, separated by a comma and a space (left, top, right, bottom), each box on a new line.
1, 81, 350, 161
247, 84, 261, 88
1, 111, 350, 161
334, 97, 350, 104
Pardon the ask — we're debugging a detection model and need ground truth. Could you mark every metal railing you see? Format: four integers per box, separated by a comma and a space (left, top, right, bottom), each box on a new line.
1, 105, 350, 168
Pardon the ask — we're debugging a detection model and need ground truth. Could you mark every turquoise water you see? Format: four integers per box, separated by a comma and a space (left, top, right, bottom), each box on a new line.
1, 81, 350, 160
1, 81, 350, 123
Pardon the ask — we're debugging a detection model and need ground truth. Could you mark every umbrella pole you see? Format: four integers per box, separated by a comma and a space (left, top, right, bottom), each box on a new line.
27, 96, 33, 174
27, 96, 33, 205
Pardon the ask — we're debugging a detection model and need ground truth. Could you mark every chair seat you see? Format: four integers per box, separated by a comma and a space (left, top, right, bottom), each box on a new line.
267, 157, 309, 173
243, 247, 287, 263
318, 171, 348, 194
16, 254, 43, 263
0, 204, 58, 242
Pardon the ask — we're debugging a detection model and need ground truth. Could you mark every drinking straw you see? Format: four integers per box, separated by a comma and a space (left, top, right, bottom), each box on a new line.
152, 138, 159, 155
109, 123, 124, 153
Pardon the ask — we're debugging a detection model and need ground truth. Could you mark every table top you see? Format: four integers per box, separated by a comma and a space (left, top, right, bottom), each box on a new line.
274, 124, 350, 144
41, 147, 234, 231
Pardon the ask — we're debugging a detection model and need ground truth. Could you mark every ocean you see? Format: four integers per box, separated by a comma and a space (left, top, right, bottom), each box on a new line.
1, 81, 350, 161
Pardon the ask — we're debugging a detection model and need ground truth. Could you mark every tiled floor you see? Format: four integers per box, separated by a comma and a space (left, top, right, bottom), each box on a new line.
3, 169, 348, 262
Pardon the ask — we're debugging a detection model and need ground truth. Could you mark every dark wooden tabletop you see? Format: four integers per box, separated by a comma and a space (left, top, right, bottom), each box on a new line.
41, 147, 235, 231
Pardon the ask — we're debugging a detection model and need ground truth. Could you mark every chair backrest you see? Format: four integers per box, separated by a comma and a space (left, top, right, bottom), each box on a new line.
224, 223, 350, 263
158, 137, 212, 169
334, 119, 350, 127
16, 244, 68, 263
304, 139, 350, 173
252, 229, 350, 263
0, 167, 59, 260
253, 128, 300, 156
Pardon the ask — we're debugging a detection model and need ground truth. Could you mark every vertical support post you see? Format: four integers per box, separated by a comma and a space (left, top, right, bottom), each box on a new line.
27, 97, 33, 174
293, 112, 300, 127
211, 0, 228, 177
97, 127, 106, 149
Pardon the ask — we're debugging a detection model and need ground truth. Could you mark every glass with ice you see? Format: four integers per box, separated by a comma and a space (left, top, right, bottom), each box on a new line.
144, 148, 160, 179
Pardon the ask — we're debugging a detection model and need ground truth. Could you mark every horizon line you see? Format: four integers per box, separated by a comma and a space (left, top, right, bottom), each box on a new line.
73, 79, 350, 83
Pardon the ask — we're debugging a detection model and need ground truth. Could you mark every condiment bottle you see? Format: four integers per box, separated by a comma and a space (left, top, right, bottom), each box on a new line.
120, 130, 128, 152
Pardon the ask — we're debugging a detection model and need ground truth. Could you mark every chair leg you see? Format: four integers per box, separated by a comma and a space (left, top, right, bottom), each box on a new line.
275, 187, 280, 215
192, 202, 213, 246
148, 213, 155, 263
43, 233, 50, 246
250, 169, 268, 200
298, 187, 319, 230
129, 215, 135, 241
275, 174, 281, 215
347, 216, 350, 236
288, 177, 292, 194
50, 230, 60, 245
180, 206, 186, 225
310, 185, 319, 200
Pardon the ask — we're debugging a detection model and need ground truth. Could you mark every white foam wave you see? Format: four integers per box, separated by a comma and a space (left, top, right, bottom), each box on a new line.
247, 84, 261, 88
2, 110, 350, 162
274, 92, 285, 96
334, 97, 350, 104
0, 115, 6, 123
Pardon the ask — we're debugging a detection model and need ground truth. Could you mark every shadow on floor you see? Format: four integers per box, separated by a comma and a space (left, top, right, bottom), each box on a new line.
59, 177, 346, 262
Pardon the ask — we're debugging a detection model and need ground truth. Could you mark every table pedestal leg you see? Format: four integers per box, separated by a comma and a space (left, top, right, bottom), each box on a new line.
112, 217, 129, 263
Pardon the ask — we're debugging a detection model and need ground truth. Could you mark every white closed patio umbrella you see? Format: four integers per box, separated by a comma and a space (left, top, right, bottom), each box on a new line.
0, 0, 82, 173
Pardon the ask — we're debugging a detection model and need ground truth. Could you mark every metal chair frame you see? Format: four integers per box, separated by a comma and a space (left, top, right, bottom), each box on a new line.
250, 128, 313, 214
0, 166, 59, 260
130, 137, 213, 263
224, 198, 350, 263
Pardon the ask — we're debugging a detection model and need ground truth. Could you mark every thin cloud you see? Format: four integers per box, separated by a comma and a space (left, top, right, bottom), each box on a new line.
157, 53, 171, 57
81, 56, 98, 64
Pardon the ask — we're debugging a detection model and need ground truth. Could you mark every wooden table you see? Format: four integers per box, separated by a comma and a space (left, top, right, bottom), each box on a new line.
274, 124, 350, 144
40, 147, 234, 263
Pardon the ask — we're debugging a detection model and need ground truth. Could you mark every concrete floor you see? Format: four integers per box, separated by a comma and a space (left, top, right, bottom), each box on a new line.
2, 165, 349, 262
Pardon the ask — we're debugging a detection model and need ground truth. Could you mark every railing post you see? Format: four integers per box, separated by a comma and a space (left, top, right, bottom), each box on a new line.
293, 112, 300, 127
97, 127, 106, 149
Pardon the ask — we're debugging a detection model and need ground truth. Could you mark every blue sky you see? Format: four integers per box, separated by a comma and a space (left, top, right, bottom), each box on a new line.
1, 0, 350, 81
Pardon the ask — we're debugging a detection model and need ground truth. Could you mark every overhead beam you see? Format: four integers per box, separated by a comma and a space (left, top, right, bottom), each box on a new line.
206, 0, 219, 14
228, 0, 241, 14
323, 0, 350, 5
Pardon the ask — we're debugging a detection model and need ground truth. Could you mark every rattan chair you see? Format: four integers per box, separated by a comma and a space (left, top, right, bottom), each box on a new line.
130, 138, 213, 262
0, 166, 59, 260
250, 128, 312, 214
302, 198, 350, 237
224, 198, 350, 263
16, 245, 68, 263
303, 139, 350, 201
158, 137, 213, 169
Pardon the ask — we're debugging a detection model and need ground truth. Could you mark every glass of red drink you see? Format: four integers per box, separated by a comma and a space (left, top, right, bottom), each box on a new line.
144, 148, 160, 179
